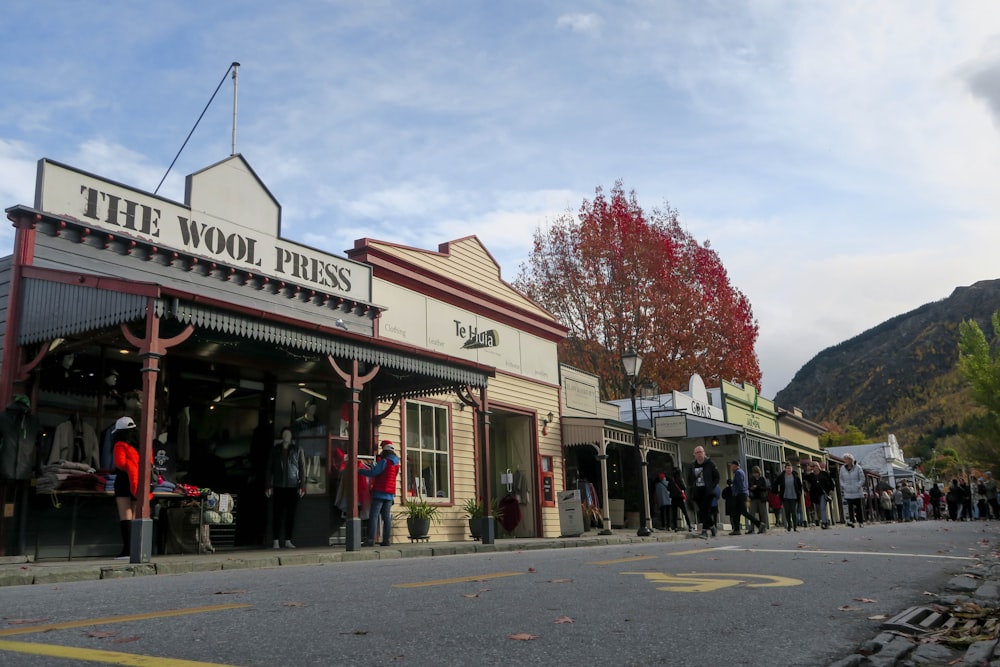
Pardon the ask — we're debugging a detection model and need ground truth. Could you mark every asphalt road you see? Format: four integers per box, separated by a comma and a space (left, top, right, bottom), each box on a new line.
1, 520, 994, 666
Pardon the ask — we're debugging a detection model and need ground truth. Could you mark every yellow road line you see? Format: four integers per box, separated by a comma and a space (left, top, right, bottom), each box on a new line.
393, 572, 523, 588
718, 547, 977, 560
590, 555, 658, 565
0, 639, 246, 666
0, 603, 251, 637
668, 548, 718, 556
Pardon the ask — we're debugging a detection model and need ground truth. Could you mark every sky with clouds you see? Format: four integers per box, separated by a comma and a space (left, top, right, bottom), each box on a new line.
2, 1, 1000, 400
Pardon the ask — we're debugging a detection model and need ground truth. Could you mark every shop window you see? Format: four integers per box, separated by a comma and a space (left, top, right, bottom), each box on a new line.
404, 401, 450, 501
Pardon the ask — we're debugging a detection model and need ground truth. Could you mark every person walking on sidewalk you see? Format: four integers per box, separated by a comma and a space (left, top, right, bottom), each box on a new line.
654, 473, 673, 530
814, 461, 835, 528
728, 460, 762, 535
747, 465, 769, 533
839, 453, 866, 527
111, 416, 139, 559
773, 462, 802, 532
359, 440, 400, 546
671, 469, 693, 531
686, 445, 720, 539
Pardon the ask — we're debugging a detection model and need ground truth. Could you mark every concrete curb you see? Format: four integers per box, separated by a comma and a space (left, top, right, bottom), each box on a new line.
0, 530, 691, 587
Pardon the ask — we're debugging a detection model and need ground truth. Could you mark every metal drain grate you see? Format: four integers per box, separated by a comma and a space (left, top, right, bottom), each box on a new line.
882, 606, 951, 635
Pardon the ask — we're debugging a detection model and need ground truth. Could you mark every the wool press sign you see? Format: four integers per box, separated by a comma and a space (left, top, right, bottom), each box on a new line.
35, 159, 371, 302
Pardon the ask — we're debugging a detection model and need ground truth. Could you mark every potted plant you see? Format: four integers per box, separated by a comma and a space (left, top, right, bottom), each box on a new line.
397, 497, 441, 540
462, 497, 503, 540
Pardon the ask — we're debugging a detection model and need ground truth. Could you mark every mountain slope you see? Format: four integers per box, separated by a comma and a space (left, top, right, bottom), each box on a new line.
774, 279, 1000, 446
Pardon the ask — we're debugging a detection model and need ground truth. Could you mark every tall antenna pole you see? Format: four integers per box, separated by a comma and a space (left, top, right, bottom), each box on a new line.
231, 61, 240, 156
155, 62, 239, 195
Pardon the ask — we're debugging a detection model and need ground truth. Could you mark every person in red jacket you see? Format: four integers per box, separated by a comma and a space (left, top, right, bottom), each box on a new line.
359, 440, 400, 546
112, 416, 139, 559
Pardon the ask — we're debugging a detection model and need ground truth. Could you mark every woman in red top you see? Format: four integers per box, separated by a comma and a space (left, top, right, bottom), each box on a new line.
112, 416, 139, 559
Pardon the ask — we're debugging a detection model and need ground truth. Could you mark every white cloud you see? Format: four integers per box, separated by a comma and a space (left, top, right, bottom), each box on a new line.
556, 13, 602, 35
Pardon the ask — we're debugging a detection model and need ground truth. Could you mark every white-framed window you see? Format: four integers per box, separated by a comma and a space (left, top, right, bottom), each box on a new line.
404, 401, 450, 501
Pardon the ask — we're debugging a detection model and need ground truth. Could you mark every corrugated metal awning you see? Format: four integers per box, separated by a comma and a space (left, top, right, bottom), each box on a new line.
17, 277, 489, 388
18, 278, 148, 343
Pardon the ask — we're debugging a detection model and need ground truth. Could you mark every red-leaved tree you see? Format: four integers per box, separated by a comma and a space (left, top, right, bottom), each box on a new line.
514, 181, 761, 400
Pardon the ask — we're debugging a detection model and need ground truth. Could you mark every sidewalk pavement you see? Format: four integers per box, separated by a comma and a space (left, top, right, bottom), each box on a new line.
0, 528, 692, 588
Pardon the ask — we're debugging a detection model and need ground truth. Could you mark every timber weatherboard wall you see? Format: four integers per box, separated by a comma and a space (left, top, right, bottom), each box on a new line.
373, 238, 554, 319
0, 257, 11, 382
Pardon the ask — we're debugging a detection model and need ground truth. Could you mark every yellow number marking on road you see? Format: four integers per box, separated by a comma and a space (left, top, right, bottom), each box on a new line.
622, 571, 802, 593
394, 571, 523, 588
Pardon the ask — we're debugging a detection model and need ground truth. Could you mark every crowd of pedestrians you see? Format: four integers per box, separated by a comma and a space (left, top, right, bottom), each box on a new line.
650, 447, 999, 537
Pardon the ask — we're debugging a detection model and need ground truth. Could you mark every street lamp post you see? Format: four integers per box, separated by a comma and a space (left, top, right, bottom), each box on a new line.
621, 348, 652, 537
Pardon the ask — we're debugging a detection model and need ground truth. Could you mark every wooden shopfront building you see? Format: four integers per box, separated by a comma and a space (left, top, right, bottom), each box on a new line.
0, 156, 495, 560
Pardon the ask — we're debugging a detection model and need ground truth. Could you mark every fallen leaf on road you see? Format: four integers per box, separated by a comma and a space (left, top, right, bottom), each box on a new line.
214, 589, 247, 595
548, 578, 573, 584
853, 598, 877, 603
86, 631, 116, 638
462, 593, 480, 598
527, 567, 536, 573
554, 616, 574, 624
867, 614, 888, 620
838, 605, 858, 611
283, 601, 306, 607
508, 633, 539, 640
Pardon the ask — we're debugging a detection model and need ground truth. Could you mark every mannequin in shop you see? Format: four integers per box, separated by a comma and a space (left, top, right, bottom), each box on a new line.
265, 427, 306, 549
111, 416, 139, 559
0, 394, 38, 480
55, 352, 87, 393
48, 412, 100, 469
102, 369, 122, 407
293, 400, 325, 437
0, 394, 39, 556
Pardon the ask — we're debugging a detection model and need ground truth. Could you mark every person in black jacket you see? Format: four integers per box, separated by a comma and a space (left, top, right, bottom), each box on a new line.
928, 483, 943, 520
747, 465, 769, 533
685, 446, 720, 539
773, 462, 803, 532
